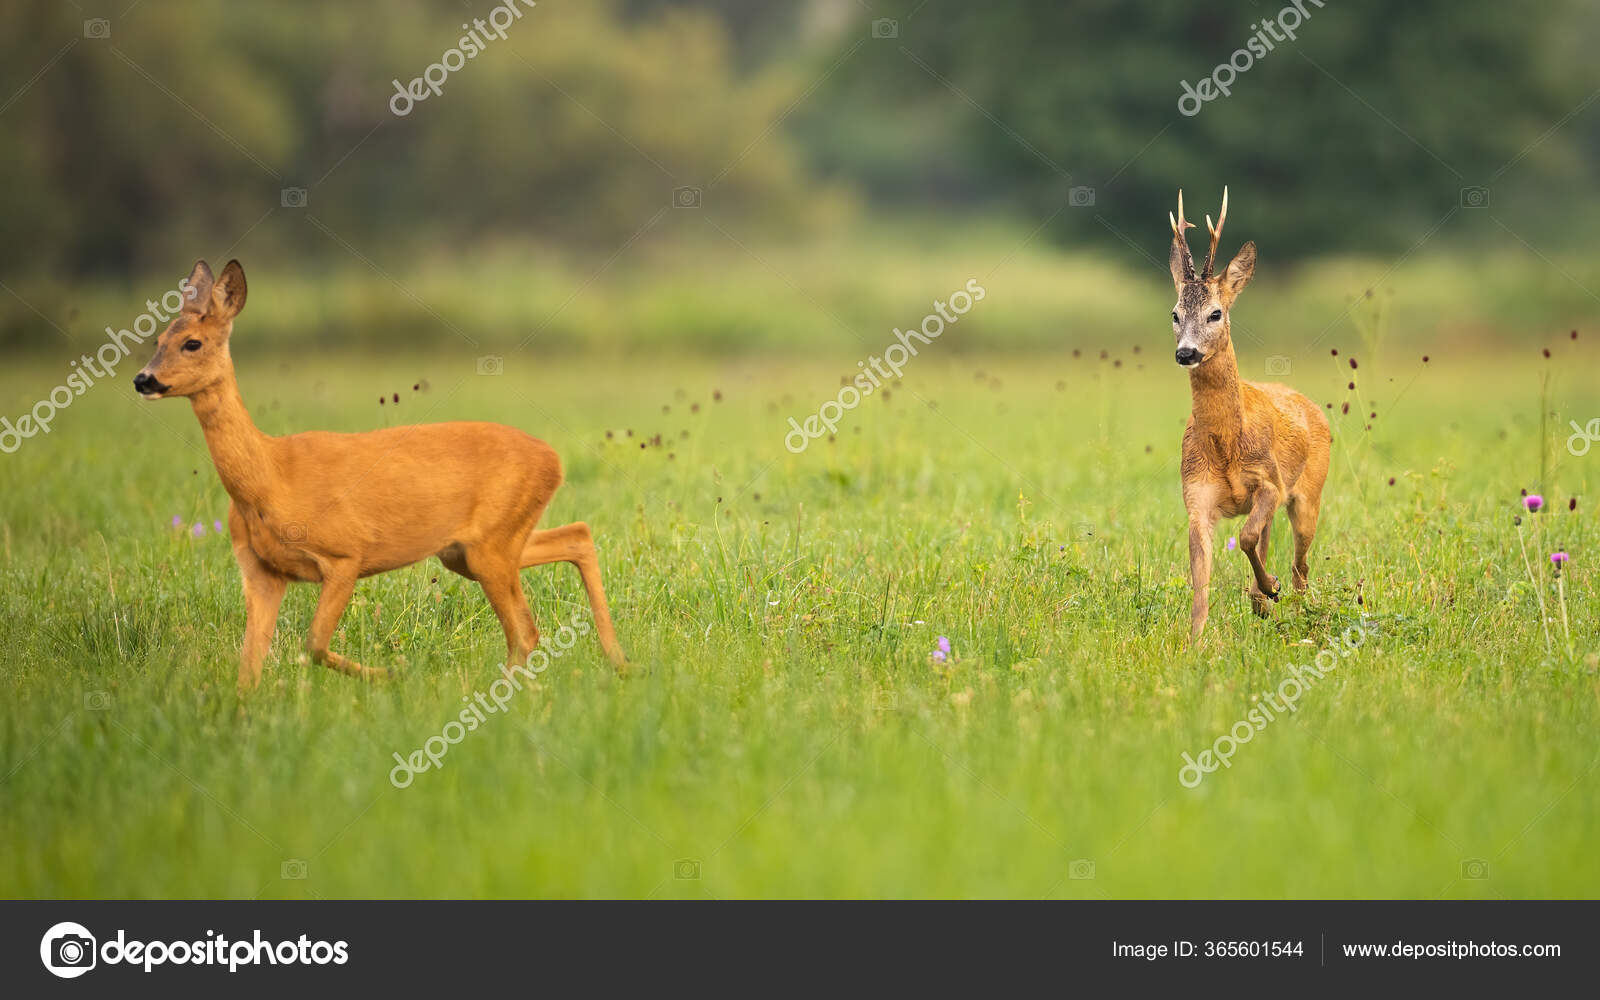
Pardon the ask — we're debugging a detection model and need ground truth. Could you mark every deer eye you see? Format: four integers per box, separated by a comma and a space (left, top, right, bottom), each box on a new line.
182, 339, 203, 352
1171, 311, 1179, 324
1208, 310, 1222, 323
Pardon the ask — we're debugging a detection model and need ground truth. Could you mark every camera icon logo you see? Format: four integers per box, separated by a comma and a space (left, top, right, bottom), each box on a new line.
276, 522, 308, 543
672, 185, 702, 209
1068, 185, 1096, 207
1459, 186, 1490, 208
1068, 858, 1096, 880
673, 858, 701, 880
83, 691, 111, 712
40, 921, 97, 978
83, 19, 111, 39
1460, 858, 1490, 880
476, 355, 504, 376
281, 187, 308, 209
1264, 355, 1292, 376
281, 859, 309, 880
870, 18, 899, 39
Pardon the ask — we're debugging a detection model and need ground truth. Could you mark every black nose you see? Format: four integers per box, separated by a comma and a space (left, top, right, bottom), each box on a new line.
1175, 347, 1201, 366
133, 372, 153, 392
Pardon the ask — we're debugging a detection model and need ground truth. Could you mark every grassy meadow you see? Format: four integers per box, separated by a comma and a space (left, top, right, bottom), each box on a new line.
1, 233, 1598, 899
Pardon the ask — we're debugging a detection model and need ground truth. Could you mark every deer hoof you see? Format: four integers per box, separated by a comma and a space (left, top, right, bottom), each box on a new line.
1250, 578, 1280, 616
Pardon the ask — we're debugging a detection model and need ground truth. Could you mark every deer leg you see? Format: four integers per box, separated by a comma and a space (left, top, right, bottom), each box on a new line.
1286, 494, 1320, 593
307, 564, 388, 681
467, 547, 541, 671
521, 522, 627, 668
1248, 517, 1279, 617
1239, 486, 1282, 602
1188, 510, 1219, 640
233, 532, 288, 692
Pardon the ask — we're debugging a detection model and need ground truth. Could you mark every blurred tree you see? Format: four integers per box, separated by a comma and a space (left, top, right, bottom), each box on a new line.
798, 0, 1597, 258
1, 0, 1594, 276
0, 0, 824, 276
620, 0, 804, 68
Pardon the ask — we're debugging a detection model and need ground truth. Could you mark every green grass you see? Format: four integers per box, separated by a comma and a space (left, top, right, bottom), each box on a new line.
1, 335, 1596, 898
8, 220, 1600, 358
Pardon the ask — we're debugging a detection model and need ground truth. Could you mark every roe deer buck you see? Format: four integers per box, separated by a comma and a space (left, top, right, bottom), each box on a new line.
133, 259, 627, 689
1167, 189, 1330, 639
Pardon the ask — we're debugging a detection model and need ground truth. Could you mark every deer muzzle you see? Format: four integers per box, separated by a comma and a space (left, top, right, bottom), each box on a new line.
133, 371, 170, 399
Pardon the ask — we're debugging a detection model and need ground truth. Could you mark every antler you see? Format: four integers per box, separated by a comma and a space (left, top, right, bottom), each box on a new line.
1202, 186, 1229, 280
1169, 189, 1197, 282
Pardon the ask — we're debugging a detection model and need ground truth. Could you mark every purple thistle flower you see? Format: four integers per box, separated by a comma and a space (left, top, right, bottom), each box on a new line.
213, 520, 225, 534
190, 522, 205, 538
170, 514, 182, 528
931, 650, 947, 664
937, 636, 951, 654
1525, 494, 1544, 512
1551, 551, 1569, 565
1226, 536, 1237, 551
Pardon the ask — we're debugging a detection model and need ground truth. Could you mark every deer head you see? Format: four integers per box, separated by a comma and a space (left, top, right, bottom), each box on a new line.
133, 259, 248, 399
1168, 187, 1255, 369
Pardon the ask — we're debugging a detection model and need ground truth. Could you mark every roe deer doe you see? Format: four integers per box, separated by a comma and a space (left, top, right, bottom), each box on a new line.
133, 259, 626, 689
1167, 189, 1331, 639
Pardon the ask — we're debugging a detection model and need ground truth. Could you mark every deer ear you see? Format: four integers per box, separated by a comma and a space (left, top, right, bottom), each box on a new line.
211, 259, 247, 322
1220, 241, 1256, 304
181, 260, 214, 315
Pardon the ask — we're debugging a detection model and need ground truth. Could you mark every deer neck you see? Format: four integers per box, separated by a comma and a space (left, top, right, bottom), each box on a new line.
1188, 341, 1244, 468
189, 363, 275, 509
